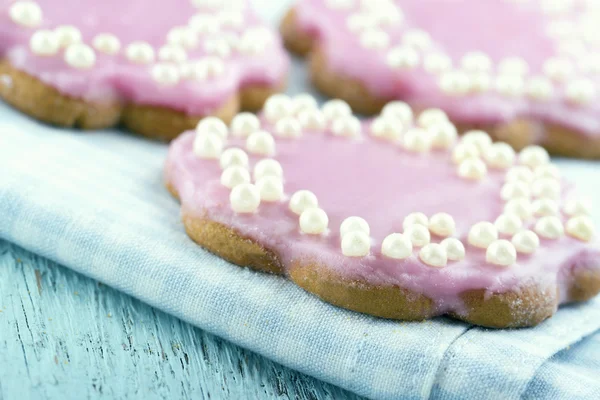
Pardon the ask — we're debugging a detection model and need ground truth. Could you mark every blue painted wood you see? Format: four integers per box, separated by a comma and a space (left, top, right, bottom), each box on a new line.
0, 240, 363, 400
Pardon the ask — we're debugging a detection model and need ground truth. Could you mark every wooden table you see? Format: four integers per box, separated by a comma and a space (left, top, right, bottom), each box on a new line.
0, 240, 362, 399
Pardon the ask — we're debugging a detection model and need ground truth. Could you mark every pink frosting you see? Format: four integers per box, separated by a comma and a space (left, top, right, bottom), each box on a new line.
294, 0, 600, 138
0, 0, 289, 115
165, 127, 600, 315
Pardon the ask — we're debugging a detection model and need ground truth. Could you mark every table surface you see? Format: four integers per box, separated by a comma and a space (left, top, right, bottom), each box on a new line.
0, 240, 361, 400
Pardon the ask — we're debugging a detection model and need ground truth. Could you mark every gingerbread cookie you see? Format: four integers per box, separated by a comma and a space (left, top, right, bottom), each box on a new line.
165, 93, 600, 328
0, 0, 288, 140
281, 0, 600, 158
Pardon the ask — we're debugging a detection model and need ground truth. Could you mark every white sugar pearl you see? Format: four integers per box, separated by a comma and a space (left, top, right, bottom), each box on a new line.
565, 79, 596, 105
230, 183, 260, 213
468, 221, 498, 248
217, 10, 244, 28
470, 73, 492, 93
322, 100, 352, 122
29, 30, 59, 56
535, 216, 564, 239
403, 128, 432, 152
461, 51, 492, 72
93, 33, 121, 55
512, 230, 540, 254
424, 53, 452, 74
253, 159, 283, 181
194, 132, 223, 159
167, 26, 198, 49
403, 212, 428, 230
230, 113, 260, 138
461, 130, 492, 151
238, 32, 268, 55
458, 158, 487, 180
418, 109, 448, 128
386, 46, 420, 69
341, 231, 371, 257
440, 238, 466, 261
402, 30, 432, 50
370, 116, 403, 141
292, 94, 319, 115
300, 208, 329, 235
452, 143, 480, 164
340, 216, 370, 237
483, 143, 516, 169
264, 95, 293, 123
325, 0, 355, 9
275, 117, 302, 138
151, 64, 180, 86
289, 190, 318, 215
196, 117, 228, 140
188, 13, 220, 35
64, 44, 96, 69
220, 148, 248, 169
55, 25, 81, 48
126, 42, 155, 64
534, 165, 560, 180
298, 109, 327, 131
495, 75, 524, 97
544, 58, 574, 82
429, 122, 457, 149
498, 57, 529, 76
246, 131, 275, 156
204, 38, 231, 58
331, 116, 361, 138
159, 45, 187, 63
346, 13, 378, 32
504, 198, 533, 220
532, 198, 560, 216
563, 198, 592, 216
382, 102, 413, 124
566, 216, 595, 242
532, 178, 561, 199
381, 233, 412, 259
360, 29, 390, 49
404, 224, 431, 247
519, 146, 549, 168
9, 1, 42, 27
486, 240, 517, 266
526, 76, 554, 101
494, 213, 523, 235
501, 181, 530, 200
428, 213, 455, 237
506, 166, 534, 183
439, 71, 471, 95
579, 54, 600, 75
194, 57, 225, 80
221, 166, 251, 188
419, 244, 448, 268
256, 176, 284, 202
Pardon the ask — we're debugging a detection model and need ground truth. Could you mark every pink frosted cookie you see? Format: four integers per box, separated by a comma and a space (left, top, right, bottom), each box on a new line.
281, 0, 600, 158
165, 94, 600, 328
0, 0, 289, 139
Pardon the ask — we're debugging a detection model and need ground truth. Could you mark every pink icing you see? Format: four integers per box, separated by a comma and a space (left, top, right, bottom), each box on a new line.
293, 0, 600, 138
0, 0, 289, 114
165, 126, 600, 315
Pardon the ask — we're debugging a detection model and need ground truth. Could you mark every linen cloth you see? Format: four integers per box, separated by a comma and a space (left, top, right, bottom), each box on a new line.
1, 2, 600, 398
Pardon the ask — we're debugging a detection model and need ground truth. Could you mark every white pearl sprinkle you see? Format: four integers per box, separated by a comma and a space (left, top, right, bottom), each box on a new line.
193, 57, 225, 81
532, 198, 560, 216
370, 116, 403, 141
418, 110, 449, 129
93, 33, 121, 55
220, 148, 249, 170
246, 131, 275, 156
495, 75, 524, 97
289, 190, 318, 215
386, 46, 420, 70
9, 1, 42, 28
532, 178, 561, 199
440, 71, 471, 95
298, 109, 327, 131
461, 130, 492, 152
440, 238, 466, 261
64, 44, 96, 69
325, 0, 355, 9
264, 95, 294, 124
519, 146, 550, 168
230, 113, 260, 138
403, 128, 433, 152
505, 166, 534, 184
29, 29, 59, 56
381, 233, 413, 259
151, 64, 180, 86
483, 143, 516, 169
126, 42, 155, 64
221, 166, 251, 189
461, 51, 492, 72
452, 143, 480, 164
256, 176, 284, 202
340, 217, 370, 237
419, 244, 448, 268
292, 94, 319, 116
275, 117, 302, 139
331, 116, 362, 138
346, 13, 378, 32
167, 26, 198, 49
188, 13, 220, 35
504, 198, 533, 220
159, 45, 187, 63
204, 38, 231, 58
253, 159, 283, 181
196, 117, 228, 140
535, 216, 564, 239
341, 231, 371, 257
512, 230, 540, 254
563, 197, 592, 216
468, 221, 499, 248
494, 213, 523, 235
429, 122, 457, 149
544, 58, 574, 81
403, 212, 428, 230
404, 224, 431, 247
194, 132, 223, 159
402, 30, 432, 50
469, 72, 492, 93
566, 216, 595, 242
230, 183, 260, 213
360, 29, 390, 50
565, 79, 596, 105
54, 25, 82, 48
501, 181, 530, 201
300, 208, 329, 235
382, 102, 413, 124
322, 100, 352, 122
428, 213, 455, 237
498, 57, 529, 76
486, 240, 517, 266
458, 158, 487, 180
533, 165, 560, 181
424, 53, 452, 74
217, 10, 244, 28
525, 76, 554, 101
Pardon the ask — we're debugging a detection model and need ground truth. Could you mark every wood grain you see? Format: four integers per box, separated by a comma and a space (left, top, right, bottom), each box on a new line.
0, 240, 362, 400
